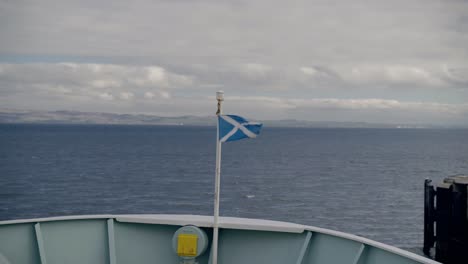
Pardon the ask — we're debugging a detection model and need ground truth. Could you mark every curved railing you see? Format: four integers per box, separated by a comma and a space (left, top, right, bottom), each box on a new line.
0, 215, 439, 264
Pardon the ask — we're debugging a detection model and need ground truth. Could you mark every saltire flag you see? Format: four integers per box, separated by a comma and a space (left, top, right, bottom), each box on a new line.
218, 115, 262, 142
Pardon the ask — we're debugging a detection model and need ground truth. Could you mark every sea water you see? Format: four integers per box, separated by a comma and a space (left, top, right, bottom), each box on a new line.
1, 124, 467, 252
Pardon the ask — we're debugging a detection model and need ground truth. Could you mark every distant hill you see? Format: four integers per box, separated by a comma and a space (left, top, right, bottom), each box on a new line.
0, 109, 461, 128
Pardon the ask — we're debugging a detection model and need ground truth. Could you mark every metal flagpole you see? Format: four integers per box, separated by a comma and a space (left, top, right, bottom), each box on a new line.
212, 90, 224, 264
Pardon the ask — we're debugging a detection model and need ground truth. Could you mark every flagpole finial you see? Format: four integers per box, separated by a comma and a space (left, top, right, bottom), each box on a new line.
216, 90, 224, 101
216, 90, 224, 115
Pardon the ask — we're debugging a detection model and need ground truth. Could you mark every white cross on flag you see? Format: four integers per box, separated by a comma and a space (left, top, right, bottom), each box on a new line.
218, 115, 263, 143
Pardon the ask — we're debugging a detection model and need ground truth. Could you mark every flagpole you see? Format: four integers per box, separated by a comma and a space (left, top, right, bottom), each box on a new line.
212, 90, 224, 264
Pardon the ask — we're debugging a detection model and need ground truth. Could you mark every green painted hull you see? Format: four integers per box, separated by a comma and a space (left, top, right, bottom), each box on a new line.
0, 215, 439, 264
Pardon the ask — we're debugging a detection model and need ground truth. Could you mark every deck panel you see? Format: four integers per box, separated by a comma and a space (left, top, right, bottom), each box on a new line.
303, 233, 365, 264
38, 220, 109, 264
0, 223, 40, 264
218, 229, 307, 264
113, 221, 184, 264
359, 246, 421, 264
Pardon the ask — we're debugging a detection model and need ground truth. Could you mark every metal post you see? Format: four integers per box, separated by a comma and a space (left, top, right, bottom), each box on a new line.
423, 179, 435, 257
212, 91, 224, 264
435, 183, 452, 263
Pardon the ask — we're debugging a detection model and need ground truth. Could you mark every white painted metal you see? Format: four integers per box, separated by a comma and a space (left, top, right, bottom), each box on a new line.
303, 226, 440, 264
107, 219, 117, 264
34, 223, 47, 264
352, 244, 365, 264
0, 253, 12, 264
116, 215, 306, 233
213, 90, 224, 264
0, 215, 117, 225
0, 214, 440, 264
295, 231, 312, 264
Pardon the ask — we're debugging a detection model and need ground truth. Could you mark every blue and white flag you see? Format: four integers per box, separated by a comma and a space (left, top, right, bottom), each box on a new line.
218, 115, 262, 142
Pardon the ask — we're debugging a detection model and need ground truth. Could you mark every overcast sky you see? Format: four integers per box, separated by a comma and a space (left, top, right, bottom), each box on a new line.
0, 0, 467, 124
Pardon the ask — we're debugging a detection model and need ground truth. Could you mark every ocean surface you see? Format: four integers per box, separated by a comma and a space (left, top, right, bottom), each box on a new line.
1, 124, 467, 252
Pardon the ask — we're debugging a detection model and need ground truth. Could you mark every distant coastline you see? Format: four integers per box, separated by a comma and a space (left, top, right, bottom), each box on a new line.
0, 109, 466, 129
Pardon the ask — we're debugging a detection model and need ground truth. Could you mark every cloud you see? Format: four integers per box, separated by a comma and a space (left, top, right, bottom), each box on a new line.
300, 67, 319, 76
299, 66, 341, 84
1, 0, 467, 127
91, 79, 122, 89
229, 96, 467, 114
147, 67, 167, 85
2, 0, 466, 66
99, 92, 114, 101
346, 65, 445, 86
240, 63, 272, 80
443, 65, 468, 85
143, 91, 171, 100
0, 63, 190, 99
119, 92, 134, 100
159, 91, 171, 99
225, 96, 468, 124
144, 91, 155, 99
1, 61, 467, 124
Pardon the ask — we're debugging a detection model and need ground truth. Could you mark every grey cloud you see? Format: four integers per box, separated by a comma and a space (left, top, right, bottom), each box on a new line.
227, 96, 468, 124
442, 65, 468, 85
1, 0, 468, 124
300, 66, 340, 80
343, 65, 446, 87
1, 0, 467, 64
0, 63, 191, 97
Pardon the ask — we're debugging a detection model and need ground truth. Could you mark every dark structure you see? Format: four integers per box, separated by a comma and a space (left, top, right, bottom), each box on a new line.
424, 175, 468, 264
